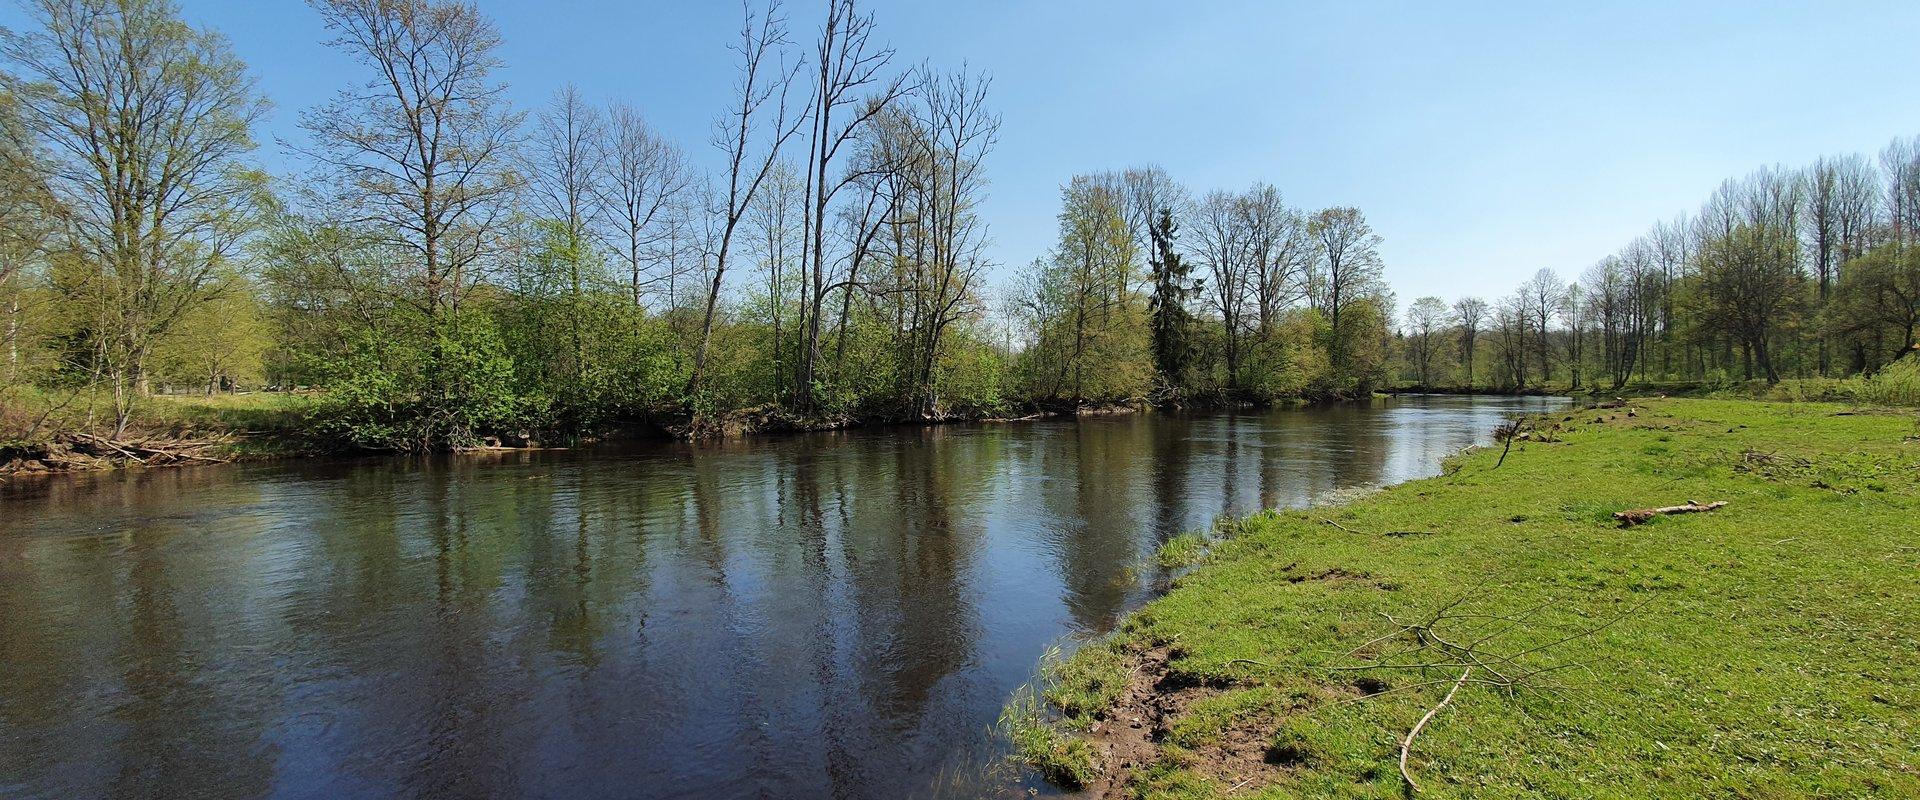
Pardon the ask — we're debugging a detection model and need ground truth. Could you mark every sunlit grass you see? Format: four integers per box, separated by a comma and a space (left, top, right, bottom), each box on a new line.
1020, 397, 1920, 798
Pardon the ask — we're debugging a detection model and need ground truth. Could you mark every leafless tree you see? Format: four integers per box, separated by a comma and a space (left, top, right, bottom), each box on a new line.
893, 67, 998, 416
1241, 184, 1312, 338
1188, 189, 1250, 386
529, 85, 605, 249
599, 101, 692, 309
1118, 165, 1184, 283
1451, 296, 1487, 388
1881, 137, 1920, 250
789, 0, 909, 410
527, 85, 606, 378
690, 0, 807, 399
746, 159, 803, 395
297, 0, 524, 320
1404, 296, 1446, 387
1521, 268, 1564, 383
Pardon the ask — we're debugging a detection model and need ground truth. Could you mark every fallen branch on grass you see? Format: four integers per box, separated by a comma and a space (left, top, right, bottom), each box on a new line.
1401, 665, 1472, 794
1612, 500, 1727, 527
1321, 519, 1435, 538
1321, 518, 1363, 535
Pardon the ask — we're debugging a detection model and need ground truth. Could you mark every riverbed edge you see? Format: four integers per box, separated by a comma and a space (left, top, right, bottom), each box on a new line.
1004, 396, 1920, 798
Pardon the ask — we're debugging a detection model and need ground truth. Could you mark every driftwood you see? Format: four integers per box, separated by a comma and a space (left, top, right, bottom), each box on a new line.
48, 432, 231, 468
1612, 500, 1727, 527
1492, 419, 1525, 468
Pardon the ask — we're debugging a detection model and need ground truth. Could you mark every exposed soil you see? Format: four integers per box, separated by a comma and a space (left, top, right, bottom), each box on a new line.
1074, 646, 1294, 798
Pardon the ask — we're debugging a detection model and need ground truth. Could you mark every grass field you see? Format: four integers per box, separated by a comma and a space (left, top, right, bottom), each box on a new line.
1, 387, 320, 464
1012, 397, 1920, 798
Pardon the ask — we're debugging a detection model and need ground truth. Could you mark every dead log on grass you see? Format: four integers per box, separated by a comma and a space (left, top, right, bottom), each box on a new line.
1612, 500, 1727, 527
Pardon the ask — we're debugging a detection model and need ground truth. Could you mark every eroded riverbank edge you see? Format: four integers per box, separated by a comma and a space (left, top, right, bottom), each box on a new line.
2, 394, 1328, 476
1004, 397, 1920, 799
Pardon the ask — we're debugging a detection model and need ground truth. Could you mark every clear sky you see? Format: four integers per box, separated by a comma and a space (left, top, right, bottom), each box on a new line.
8, 1, 1920, 304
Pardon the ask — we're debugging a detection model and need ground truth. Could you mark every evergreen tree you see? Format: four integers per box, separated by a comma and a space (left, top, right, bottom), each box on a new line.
1147, 207, 1198, 390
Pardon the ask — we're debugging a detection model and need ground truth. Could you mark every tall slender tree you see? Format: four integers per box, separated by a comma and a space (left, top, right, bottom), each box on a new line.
1147, 207, 1196, 389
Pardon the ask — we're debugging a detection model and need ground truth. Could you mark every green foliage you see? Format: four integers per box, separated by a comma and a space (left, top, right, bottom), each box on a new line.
1148, 207, 1199, 390
1721, 353, 1920, 406
148, 271, 270, 392
315, 312, 525, 450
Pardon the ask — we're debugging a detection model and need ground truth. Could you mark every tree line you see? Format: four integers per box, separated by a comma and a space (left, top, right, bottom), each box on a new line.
1389, 142, 1920, 392
1010, 168, 1395, 404
6, 0, 1914, 452
0, 0, 1404, 449
0, 0, 1020, 447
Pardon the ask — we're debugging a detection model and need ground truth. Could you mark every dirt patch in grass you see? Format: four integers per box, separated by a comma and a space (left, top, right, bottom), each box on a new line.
1072, 645, 1295, 798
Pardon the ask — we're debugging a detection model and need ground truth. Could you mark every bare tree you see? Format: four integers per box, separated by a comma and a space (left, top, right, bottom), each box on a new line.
895, 67, 998, 416
1649, 216, 1689, 376
1404, 296, 1446, 387
1804, 156, 1841, 374
1493, 291, 1529, 387
1521, 268, 1564, 384
298, 0, 523, 321
689, 0, 806, 400
3, 0, 266, 434
600, 102, 692, 309
746, 160, 803, 396
1189, 189, 1250, 387
530, 86, 605, 249
1694, 170, 1803, 381
1833, 154, 1879, 263
1241, 184, 1312, 338
1557, 281, 1587, 389
790, 0, 909, 410
528, 85, 606, 379
1881, 137, 1920, 250
1451, 296, 1487, 388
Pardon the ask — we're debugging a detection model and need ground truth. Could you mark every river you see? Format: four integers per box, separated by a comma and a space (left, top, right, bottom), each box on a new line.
0, 395, 1565, 800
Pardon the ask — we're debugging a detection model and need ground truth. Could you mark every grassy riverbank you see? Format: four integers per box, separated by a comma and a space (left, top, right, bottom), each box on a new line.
1011, 397, 1920, 798
0, 389, 322, 472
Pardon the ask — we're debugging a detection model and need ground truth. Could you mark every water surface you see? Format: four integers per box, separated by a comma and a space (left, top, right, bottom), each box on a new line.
0, 395, 1564, 799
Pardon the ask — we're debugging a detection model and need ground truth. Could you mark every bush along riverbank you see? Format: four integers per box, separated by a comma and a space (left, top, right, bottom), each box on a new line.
0, 390, 1159, 474
1006, 397, 1920, 798
0, 385, 1320, 474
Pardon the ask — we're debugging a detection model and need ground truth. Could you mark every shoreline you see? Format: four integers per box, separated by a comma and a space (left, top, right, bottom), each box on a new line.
4, 391, 1520, 477
1008, 396, 1920, 797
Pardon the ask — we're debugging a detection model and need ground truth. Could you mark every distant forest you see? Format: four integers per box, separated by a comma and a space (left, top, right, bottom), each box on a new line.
2, 0, 1916, 449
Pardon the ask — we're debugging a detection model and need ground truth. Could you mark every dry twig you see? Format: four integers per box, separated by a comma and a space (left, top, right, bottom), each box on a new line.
1400, 666, 1472, 794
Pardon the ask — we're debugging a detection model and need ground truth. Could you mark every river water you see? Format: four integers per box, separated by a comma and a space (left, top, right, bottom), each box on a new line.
0, 395, 1563, 800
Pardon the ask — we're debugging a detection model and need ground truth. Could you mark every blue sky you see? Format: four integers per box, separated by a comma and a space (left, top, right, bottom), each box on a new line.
8, 1, 1920, 303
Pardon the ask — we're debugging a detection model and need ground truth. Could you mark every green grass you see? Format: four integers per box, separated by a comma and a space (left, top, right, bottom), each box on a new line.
1021, 397, 1920, 798
1712, 357, 1920, 407
2, 386, 321, 460
1003, 646, 1110, 789
1157, 531, 1212, 569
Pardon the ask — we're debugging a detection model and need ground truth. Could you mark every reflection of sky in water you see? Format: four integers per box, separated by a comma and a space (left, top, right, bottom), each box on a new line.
0, 395, 1565, 800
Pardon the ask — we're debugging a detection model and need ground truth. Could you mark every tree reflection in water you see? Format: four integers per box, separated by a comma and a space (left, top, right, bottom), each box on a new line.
0, 395, 1565, 800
